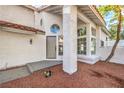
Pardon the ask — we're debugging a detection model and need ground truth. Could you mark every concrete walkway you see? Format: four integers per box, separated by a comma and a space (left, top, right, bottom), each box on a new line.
0, 60, 62, 84
0, 66, 30, 84
27, 60, 62, 73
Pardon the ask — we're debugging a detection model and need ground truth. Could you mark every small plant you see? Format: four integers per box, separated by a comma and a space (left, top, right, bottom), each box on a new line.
43, 70, 52, 78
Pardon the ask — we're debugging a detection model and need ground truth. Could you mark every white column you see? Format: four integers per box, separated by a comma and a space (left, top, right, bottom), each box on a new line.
63, 5, 77, 74
86, 24, 92, 56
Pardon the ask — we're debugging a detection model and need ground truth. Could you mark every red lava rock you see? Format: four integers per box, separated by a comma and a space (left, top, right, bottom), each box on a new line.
0, 61, 124, 88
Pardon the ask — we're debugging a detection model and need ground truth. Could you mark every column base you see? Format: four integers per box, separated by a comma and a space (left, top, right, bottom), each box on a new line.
63, 67, 77, 75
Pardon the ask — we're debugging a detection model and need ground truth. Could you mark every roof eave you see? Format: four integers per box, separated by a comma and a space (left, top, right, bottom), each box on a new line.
0, 20, 45, 35
102, 26, 111, 37
89, 5, 106, 26
37, 5, 51, 12
23, 5, 38, 11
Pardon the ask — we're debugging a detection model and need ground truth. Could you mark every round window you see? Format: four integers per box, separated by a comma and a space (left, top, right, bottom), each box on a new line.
50, 24, 60, 33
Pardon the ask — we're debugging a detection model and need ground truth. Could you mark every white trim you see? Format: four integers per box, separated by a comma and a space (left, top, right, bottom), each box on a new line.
77, 55, 100, 64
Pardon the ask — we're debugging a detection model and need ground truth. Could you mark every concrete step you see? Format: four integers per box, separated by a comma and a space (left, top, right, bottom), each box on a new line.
0, 60, 62, 84
26, 60, 62, 73
0, 66, 30, 84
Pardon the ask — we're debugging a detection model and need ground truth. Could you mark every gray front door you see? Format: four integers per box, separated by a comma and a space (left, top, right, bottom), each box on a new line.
46, 36, 56, 59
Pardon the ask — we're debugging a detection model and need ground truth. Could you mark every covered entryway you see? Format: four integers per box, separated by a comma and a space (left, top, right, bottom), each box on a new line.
46, 36, 56, 59
35, 5, 107, 74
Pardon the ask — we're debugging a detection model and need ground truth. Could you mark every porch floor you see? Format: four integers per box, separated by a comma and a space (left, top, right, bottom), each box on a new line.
0, 61, 124, 88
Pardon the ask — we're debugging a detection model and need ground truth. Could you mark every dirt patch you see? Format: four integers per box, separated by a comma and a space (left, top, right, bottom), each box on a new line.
104, 72, 124, 88
0, 61, 124, 88
89, 69, 124, 87
89, 69, 104, 78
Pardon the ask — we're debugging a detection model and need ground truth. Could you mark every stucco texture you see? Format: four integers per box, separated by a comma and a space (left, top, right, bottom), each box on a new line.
0, 31, 45, 69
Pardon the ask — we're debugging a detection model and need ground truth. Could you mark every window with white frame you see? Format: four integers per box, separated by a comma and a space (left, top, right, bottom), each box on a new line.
77, 27, 87, 55
91, 27, 96, 55
77, 38, 87, 54
77, 27, 86, 36
106, 37, 108, 41
91, 38, 96, 55
101, 40, 104, 47
58, 36, 63, 55
91, 27, 96, 36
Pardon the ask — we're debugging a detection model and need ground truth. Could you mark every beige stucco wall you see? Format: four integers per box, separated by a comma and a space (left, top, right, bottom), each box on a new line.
0, 5, 35, 27
34, 11, 63, 34
0, 31, 45, 69
42, 12, 63, 36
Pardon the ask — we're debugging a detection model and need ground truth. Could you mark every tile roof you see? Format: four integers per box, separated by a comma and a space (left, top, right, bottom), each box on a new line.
0, 20, 45, 34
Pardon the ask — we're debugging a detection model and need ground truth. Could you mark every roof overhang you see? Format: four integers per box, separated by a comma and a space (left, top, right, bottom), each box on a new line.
38, 5, 110, 36
78, 5, 106, 26
22, 5, 109, 36
22, 5, 37, 11
0, 20, 45, 35
37, 5, 63, 13
37, 5, 51, 12
38, 5, 105, 26
101, 26, 111, 37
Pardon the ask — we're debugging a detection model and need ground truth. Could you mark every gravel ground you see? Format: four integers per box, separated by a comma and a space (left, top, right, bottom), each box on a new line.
0, 61, 124, 88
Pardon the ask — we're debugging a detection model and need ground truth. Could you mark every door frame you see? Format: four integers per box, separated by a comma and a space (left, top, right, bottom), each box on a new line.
46, 36, 57, 59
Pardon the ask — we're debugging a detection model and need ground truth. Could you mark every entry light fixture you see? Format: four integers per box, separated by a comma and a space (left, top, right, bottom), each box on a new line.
30, 39, 33, 45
